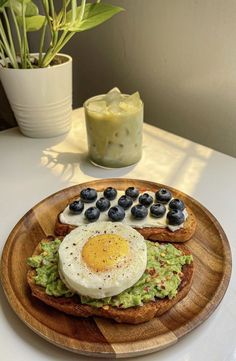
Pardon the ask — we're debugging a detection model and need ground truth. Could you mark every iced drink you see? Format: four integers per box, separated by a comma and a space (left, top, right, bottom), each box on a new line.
84, 88, 143, 168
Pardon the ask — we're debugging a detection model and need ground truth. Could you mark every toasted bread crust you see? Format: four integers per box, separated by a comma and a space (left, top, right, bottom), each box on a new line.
136, 206, 197, 242
54, 205, 196, 242
27, 238, 194, 324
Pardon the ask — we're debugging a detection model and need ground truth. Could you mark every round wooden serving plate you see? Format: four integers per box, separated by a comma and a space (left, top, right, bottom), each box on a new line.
0, 179, 232, 358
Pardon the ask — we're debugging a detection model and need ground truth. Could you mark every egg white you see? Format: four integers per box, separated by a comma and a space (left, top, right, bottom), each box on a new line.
58, 222, 147, 299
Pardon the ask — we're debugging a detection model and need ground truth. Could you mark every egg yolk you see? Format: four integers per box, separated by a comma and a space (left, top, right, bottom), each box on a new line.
82, 234, 129, 272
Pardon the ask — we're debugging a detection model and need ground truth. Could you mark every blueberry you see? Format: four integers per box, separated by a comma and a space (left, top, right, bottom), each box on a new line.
118, 195, 133, 210
69, 200, 84, 214
169, 198, 185, 211
131, 204, 148, 219
125, 187, 139, 199
155, 188, 172, 203
167, 209, 185, 225
108, 205, 125, 221
80, 188, 97, 203
84, 207, 100, 222
139, 193, 153, 207
104, 187, 117, 200
96, 197, 110, 212
150, 203, 166, 218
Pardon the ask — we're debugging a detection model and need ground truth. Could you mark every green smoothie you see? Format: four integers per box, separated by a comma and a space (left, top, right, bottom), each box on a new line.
84, 89, 143, 168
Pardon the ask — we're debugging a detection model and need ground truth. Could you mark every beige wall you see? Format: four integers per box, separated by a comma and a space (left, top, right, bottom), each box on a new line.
65, 0, 236, 157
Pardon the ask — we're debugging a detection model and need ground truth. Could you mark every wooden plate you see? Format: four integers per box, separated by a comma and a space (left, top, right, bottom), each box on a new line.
0, 178, 232, 358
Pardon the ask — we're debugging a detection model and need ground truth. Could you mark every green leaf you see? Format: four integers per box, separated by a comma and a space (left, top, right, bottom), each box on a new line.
25, 1, 38, 16
63, 3, 124, 32
9, 0, 38, 16
17, 14, 45, 31
0, 0, 8, 11
25, 14, 45, 31
15, 0, 31, 4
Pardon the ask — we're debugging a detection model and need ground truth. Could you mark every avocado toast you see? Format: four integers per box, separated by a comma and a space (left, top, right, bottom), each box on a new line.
27, 231, 194, 324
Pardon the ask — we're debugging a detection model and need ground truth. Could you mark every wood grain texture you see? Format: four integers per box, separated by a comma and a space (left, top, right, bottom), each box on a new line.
0, 178, 232, 358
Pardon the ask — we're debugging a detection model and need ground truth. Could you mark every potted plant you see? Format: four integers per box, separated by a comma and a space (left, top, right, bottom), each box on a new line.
0, 0, 123, 137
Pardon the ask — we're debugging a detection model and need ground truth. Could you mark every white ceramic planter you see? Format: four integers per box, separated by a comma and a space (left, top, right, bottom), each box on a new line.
0, 54, 72, 138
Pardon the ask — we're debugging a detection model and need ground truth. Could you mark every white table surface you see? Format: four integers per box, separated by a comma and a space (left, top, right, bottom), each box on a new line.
0, 108, 235, 361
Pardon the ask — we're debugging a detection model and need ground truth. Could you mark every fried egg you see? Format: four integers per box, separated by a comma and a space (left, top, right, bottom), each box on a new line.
58, 222, 147, 299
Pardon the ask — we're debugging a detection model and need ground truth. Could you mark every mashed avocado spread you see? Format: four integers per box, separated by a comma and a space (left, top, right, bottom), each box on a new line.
27, 239, 193, 308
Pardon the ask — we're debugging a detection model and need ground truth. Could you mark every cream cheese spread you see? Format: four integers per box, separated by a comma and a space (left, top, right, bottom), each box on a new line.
59, 191, 188, 232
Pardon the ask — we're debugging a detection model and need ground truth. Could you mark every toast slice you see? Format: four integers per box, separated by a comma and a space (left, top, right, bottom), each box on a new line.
55, 205, 196, 242
54, 186, 197, 242
136, 206, 196, 242
27, 237, 194, 324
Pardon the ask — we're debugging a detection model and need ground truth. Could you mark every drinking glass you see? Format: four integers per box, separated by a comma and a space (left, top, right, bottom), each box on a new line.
84, 89, 143, 168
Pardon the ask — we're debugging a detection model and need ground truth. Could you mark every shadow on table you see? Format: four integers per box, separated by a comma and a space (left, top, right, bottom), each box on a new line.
42, 150, 137, 180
